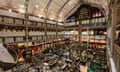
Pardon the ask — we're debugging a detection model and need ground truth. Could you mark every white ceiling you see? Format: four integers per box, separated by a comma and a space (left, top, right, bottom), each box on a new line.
0, 0, 109, 22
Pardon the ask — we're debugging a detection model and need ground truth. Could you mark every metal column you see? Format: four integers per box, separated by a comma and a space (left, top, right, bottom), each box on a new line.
25, 0, 29, 47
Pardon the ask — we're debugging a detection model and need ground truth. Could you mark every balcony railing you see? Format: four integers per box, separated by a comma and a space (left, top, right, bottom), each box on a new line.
0, 34, 65, 44
64, 22, 106, 30
82, 22, 107, 28
81, 35, 106, 40
0, 15, 64, 30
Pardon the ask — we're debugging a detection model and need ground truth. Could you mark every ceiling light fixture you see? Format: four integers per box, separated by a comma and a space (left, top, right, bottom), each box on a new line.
71, 31, 74, 33
35, 4, 39, 8
8, 9, 12, 12
59, 14, 62, 17
38, 14, 43, 17
20, 5, 24, 8
50, 17, 54, 20
19, 9, 25, 13
58, 19, 62, 22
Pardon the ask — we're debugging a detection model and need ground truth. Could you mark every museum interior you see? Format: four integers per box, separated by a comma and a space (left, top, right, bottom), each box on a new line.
0, 0, 120, 72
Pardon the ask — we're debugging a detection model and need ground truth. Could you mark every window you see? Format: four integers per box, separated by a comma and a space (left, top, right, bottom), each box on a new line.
79, 8, 89, 19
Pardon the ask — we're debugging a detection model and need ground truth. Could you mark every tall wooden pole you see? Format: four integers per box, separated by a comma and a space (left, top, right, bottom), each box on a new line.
44, 9, 48, 43
79, 19, 82, 45
25, 0, 29, 48
55, 16, 58, 39
43, 0, 52, 48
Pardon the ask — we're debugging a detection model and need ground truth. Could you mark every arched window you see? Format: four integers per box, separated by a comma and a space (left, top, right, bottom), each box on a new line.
79, 7, 89, 19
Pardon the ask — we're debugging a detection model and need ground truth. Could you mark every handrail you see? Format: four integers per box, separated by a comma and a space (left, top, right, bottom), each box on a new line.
0, 15, 64, 29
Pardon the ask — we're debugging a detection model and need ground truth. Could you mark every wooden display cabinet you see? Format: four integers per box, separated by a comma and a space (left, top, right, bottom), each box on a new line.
4, 37, 14, 43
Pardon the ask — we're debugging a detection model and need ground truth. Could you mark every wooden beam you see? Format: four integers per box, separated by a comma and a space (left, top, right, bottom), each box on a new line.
24, 0, 30, 48
43, 0, 52, 44
44, 0, 52, 12
57, 0, 70, 14
64, 1, 81, 20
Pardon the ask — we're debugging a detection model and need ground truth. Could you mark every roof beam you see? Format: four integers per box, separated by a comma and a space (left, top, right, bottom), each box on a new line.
44, 0, 52, 12
55, 0, 70, 38
64, 0, 81, 20
57, 0, 70, 14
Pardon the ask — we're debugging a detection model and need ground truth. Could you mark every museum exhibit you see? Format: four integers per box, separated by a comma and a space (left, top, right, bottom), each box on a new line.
0, 0, 119, 72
